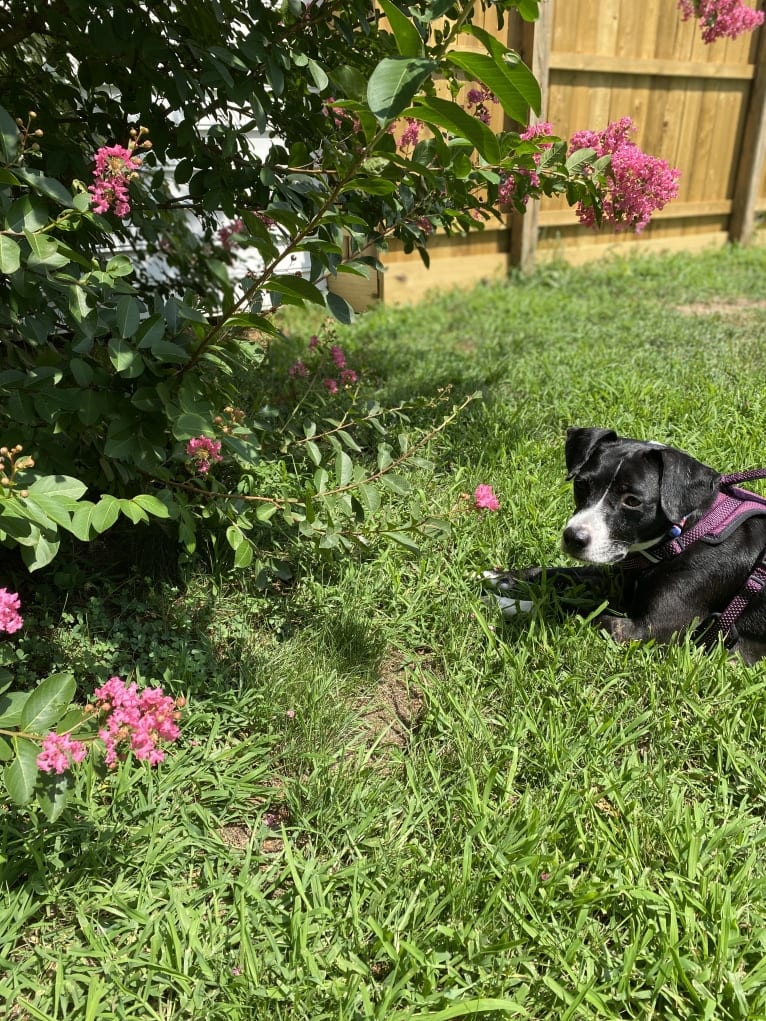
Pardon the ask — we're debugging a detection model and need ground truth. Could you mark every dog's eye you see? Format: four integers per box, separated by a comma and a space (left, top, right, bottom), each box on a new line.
621, 494, 642, 509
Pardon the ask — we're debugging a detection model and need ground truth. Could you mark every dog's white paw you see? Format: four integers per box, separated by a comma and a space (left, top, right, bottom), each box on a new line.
478, 569, 519, 593
482, 593, 535, 619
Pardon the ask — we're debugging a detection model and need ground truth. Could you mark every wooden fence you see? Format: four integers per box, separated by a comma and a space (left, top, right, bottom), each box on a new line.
332, 0, 766, 308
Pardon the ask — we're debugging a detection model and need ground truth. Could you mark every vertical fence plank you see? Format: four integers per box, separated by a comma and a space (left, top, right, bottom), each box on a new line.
509, 0, 554, 271
730, 25, 766, 244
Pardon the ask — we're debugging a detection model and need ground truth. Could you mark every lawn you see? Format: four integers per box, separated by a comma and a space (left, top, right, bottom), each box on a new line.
4, 244, 766, 1020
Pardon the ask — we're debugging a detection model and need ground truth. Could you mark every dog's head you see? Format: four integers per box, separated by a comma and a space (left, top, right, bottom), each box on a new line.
561, 427, 721, 564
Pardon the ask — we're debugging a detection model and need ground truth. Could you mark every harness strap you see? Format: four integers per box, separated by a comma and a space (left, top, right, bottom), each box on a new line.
697, 557, 766, 650
620, 467, 766, 648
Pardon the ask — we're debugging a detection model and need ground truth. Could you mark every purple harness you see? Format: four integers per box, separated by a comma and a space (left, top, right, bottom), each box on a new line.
622, 469, 766, 648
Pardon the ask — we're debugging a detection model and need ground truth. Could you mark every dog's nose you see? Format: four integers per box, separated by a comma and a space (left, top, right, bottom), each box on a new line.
563, 524, 590, 554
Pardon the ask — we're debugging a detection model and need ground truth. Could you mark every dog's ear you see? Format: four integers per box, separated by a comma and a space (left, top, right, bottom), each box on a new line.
565, 427, 618, 479
655, 446, 721, 522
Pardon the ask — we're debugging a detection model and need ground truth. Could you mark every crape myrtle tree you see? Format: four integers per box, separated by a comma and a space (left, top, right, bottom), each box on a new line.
0, 0, 716, 578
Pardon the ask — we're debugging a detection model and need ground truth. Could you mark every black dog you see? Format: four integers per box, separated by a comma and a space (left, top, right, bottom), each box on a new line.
482, 427, 766, 663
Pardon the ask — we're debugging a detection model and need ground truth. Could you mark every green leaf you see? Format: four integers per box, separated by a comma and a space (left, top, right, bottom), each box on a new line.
173, 413, 213, 441
383, 530, 421, 555
16, 168, 73, 206
405, 95, 501, 164
234, 538, 254, 568
325, 290, 354, 325
367, 57, 436, 124
106, 255, 134, 277
0, 737, 13, 762
23, 493, 78, 529
446, 49, 541, 122
20, 672, 76, 732
269, 273, 325, 306
0, 236, 21, 274
91, 496, 120, 534
335, 450, 353, 487
132, 493, 172, 518
108, 337, 145, 377
69, 357, 94, 386
379, 474, 412, 495
307, 58, 329, 90
116, 295, 141, 338
255, 503, 278, 523
135, 314, 166, 349
377, 0, 424, 58
117, 499, 149, 524
24, 230, 70, 269
20, 533, 60, 571
0, 104, 19, 163
4, 739, 39, 806
226, 524, 245, 551
0, 691, 29, 729
566, 146, 597, 172
36, 770, 72, 822
28, 475, 87, 501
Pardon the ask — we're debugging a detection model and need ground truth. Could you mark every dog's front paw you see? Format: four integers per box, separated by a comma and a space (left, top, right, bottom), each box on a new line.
479, 568, 538, 620
479, 566, 543, 594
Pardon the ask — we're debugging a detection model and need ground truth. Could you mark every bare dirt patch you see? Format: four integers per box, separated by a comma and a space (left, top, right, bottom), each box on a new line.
354, 648, 430, 753
675, 298, 766, 318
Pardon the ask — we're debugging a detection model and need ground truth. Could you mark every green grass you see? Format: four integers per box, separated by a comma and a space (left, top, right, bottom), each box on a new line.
5, 244, 766, 1019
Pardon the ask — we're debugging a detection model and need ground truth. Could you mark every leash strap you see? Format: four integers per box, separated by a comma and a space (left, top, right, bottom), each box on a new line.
721, 468, 766, 487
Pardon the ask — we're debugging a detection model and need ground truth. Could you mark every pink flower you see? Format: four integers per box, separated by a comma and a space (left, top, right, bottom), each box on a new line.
569, 117, 680, 233
218, 218, 245, 251
93, 676, 182, 767
330, 345, 346, 369
399, 118, 422, 148
36, 732, 88, 774
466, 87, 498, 124
286, 709, 296, 719
474, 484, 500, 511
678, 0, 764, 42
340, 368, 358, 386
88, 144, 143, 218
186, 435, 223, 475
289, 359, 308, 378
0, 588, 23, 634
499, 122, 554, 207
308, 335, 319, 352
323, 378, 339, 395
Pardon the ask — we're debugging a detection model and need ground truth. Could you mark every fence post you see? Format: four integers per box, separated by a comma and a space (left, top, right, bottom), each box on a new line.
509, 0, 553, 272
729, 25, 766, 244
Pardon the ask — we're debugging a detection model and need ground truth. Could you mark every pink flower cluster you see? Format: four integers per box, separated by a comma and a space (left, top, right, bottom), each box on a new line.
94, 676, 182, 767
36, 677, 182, 774
37, 732, 88, 774
474, 484, 500, 511
465, 86, 498, 125
678, 0, 764, 42
186, 435, 223, 475
288, 336, 360, 394
218, 217, 245, 251
399, 118, 422, 148
0, 588, 23, 634
499, 122, 554, 207
88, 144, 142, 218
569, 117, 681, 233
